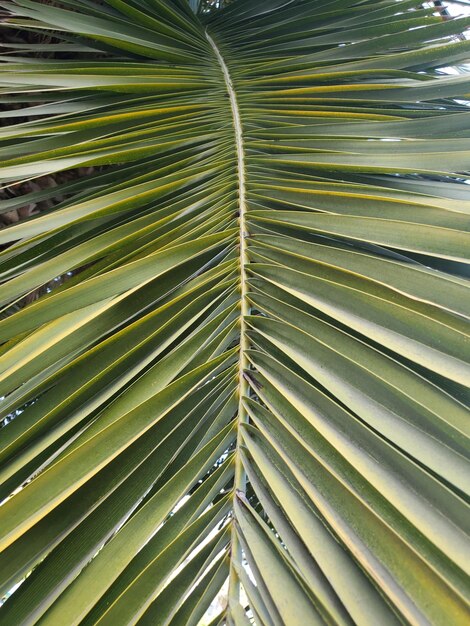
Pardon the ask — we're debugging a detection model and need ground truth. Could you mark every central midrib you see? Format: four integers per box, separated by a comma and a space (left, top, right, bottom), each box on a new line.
205, 29, 249, 603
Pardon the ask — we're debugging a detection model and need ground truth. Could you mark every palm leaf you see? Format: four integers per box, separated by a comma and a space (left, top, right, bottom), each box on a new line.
0, 1, 469, 624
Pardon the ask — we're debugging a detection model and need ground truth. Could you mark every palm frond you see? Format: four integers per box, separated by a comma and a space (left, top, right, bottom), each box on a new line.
0, 1, 469, 624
